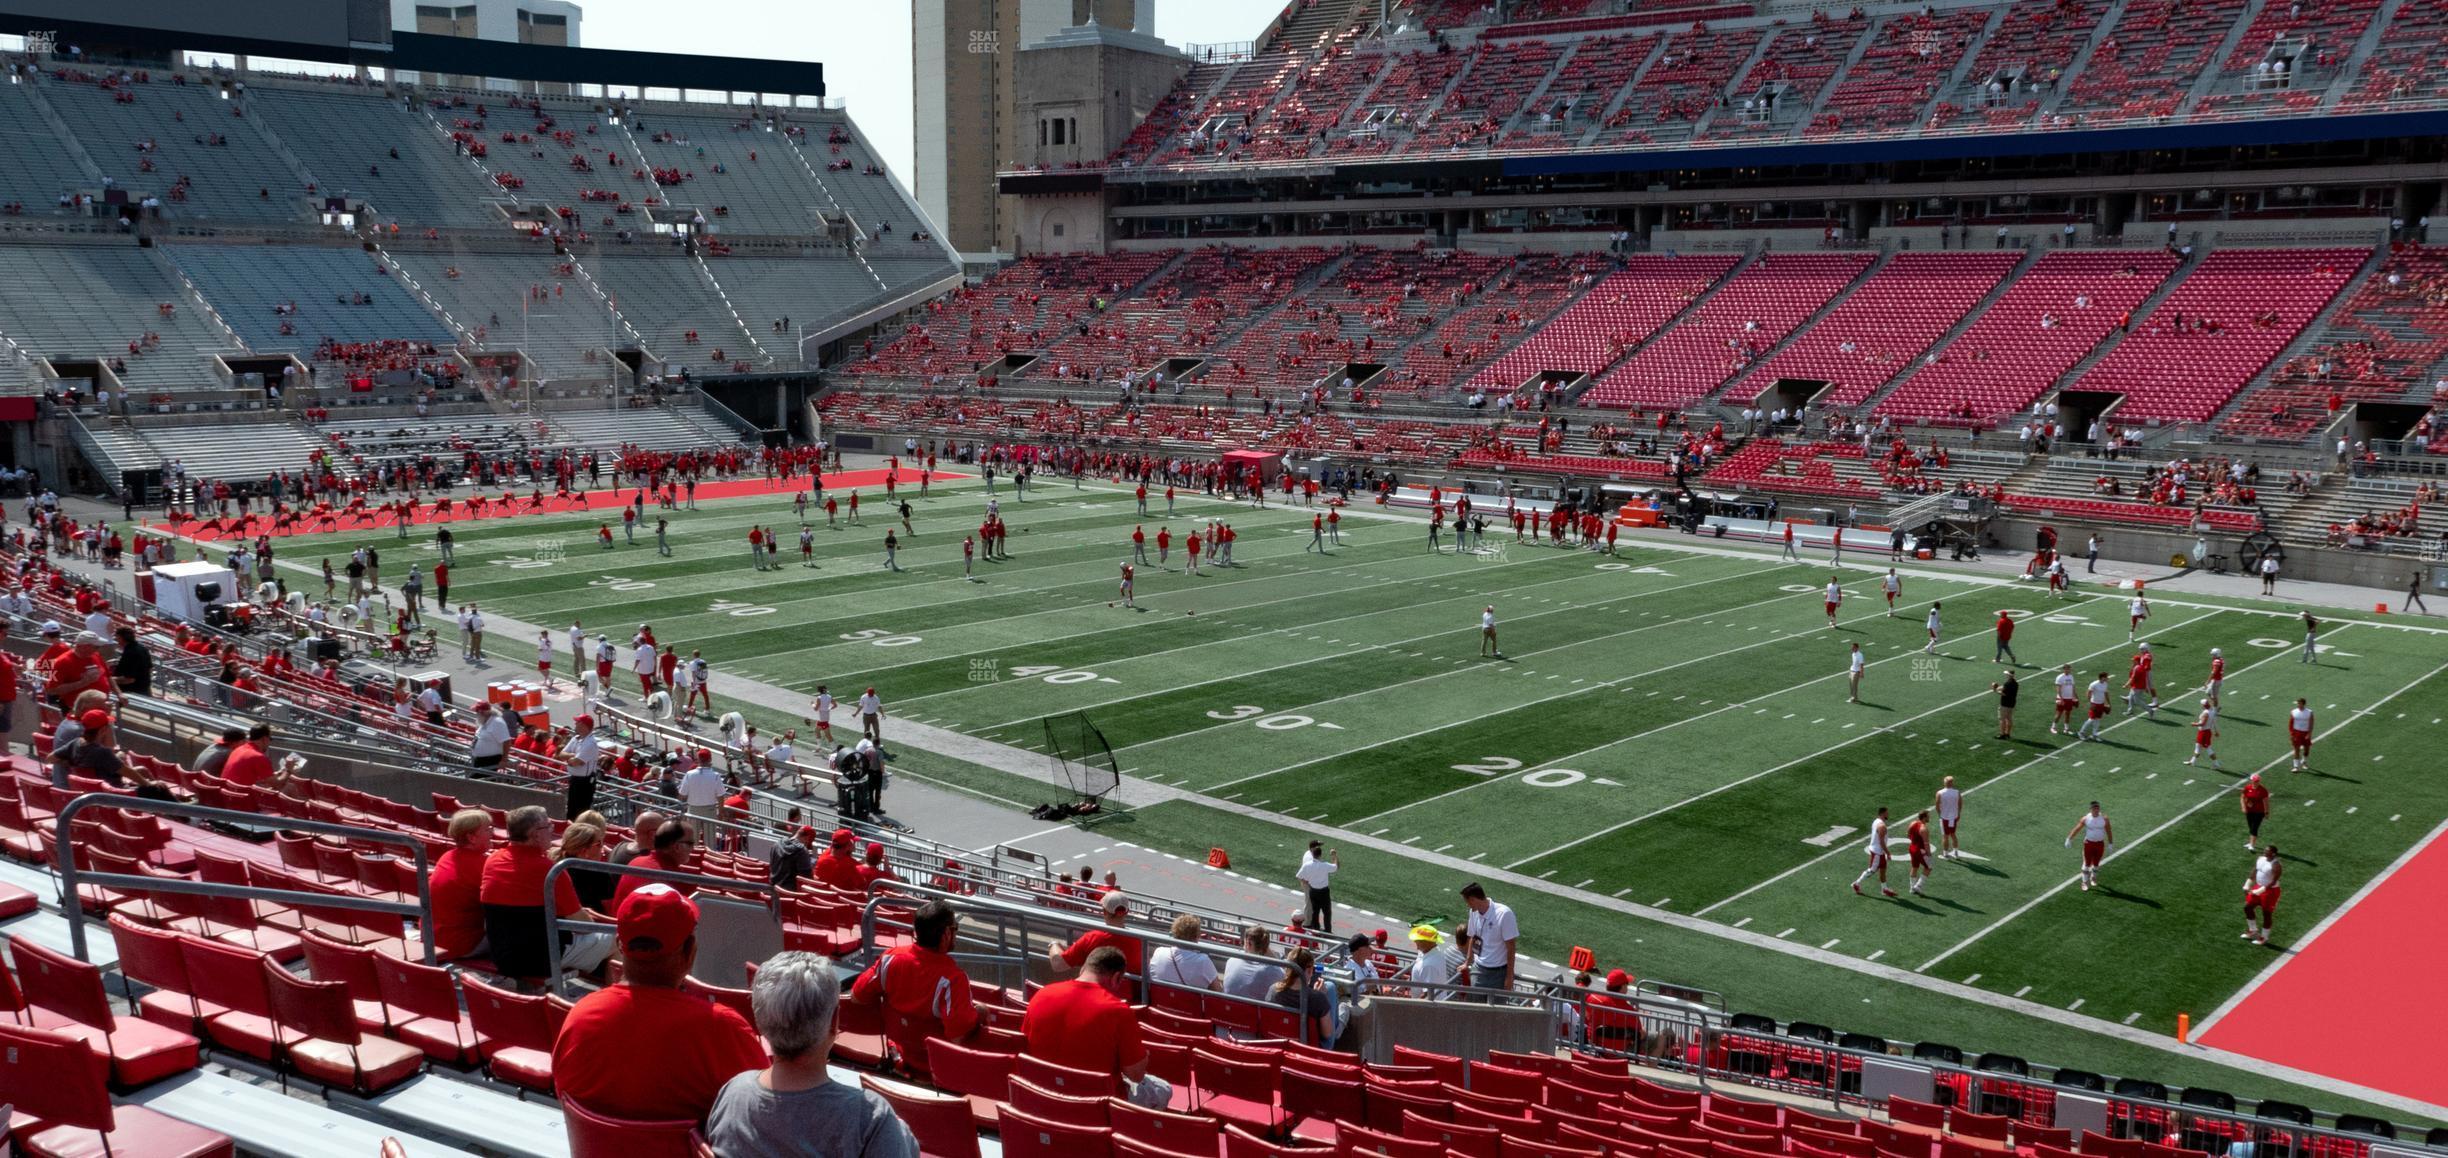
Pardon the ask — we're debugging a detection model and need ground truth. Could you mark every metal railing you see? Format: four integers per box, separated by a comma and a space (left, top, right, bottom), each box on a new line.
859, 881, 1362, 1044
52, 794, 436, 964
539, 856, 777, 997
1675, 1021, 2411, 1158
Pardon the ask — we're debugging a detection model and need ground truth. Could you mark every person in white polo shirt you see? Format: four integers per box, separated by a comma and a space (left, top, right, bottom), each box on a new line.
1295, 841, 1339, 933
469, 701, 511, 774
1458, 882, 1518, 998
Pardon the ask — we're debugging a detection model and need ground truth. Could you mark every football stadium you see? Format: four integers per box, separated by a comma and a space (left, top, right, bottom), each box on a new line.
0, 0, 2441, 1153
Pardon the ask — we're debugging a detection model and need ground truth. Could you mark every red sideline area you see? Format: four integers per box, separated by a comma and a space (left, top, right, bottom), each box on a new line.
2196, 824, 2448, 1108
143, 468, 968, 542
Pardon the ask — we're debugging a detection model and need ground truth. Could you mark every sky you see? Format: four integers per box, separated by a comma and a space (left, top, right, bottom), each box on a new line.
572, 0, 1286, 189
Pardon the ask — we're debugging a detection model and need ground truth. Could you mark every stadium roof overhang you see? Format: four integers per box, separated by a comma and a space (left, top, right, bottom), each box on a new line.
0, 4, 824, 95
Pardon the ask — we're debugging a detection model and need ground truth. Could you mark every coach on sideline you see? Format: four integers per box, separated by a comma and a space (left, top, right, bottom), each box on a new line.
1296, 841, 1338, 933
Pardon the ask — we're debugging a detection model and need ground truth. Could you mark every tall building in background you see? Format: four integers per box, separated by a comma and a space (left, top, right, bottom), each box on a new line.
914, 0, 1142, 261
391, 0, 584, 91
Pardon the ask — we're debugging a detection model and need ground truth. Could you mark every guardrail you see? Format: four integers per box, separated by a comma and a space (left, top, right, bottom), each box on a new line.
859, 880, 1336, 1044
540, 856, 776, 997
52, 794, 437, 965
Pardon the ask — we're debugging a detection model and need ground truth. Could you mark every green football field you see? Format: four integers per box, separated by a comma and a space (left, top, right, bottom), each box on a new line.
234, 474, 2448, 1120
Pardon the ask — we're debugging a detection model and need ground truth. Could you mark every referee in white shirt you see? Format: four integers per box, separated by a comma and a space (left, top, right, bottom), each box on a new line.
1296, 842, 1339, 933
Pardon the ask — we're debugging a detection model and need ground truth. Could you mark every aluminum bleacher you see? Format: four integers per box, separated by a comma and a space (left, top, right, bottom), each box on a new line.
0, 80, 101, 215
37, 71, 303, 223
127, 417, 338, 482
384, 249, 625, 380
585, 252, 760, 371
166, 244, 453, 354
248, 86, 504, 229
0, 243, 242, 392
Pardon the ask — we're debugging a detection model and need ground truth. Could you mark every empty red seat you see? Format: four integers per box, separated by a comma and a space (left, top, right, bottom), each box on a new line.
7, 934, 200, 1087
0, 1021, 233, 1158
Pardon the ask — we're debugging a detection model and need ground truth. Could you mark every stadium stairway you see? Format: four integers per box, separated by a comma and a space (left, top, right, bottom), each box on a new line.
2032, 0, 2137, 122
2198, 246, 2394, 433
2175, 0, 2273, 116
1691, 248, 1895, 407
1576, 37, 1672, 149
1686, 33, 1783, 139
2043, 249, 2202, 394
2317, 0, 2411, 112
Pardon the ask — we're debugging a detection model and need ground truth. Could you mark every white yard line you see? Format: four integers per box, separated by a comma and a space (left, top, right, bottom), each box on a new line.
1200, 574, 2000, 796
1692, 619, 2317, 916
1916, 656, 2448, 975
1505, 608, 2225, 870
1117, 562, 1819, 761
938, 557, 1764, 721
1351, 602, 2098, 827
2190, 812, 2448, 1040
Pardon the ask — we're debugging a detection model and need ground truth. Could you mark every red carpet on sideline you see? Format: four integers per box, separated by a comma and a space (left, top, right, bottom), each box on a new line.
2196, 823, 2448, 1107
145, 468, 968, 542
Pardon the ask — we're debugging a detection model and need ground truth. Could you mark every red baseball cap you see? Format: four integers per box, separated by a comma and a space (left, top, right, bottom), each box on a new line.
865, 841, 885, 859
573, 714, 594, 729
830, 827, 855, 847
616, 884, 698, 955
78, 709, 112, 732
1606, 968, 1633, 989
796, 825, 818, 841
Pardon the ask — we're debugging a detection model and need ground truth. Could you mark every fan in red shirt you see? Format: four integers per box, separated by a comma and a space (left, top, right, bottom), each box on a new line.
1047, 890, 1144, 976
612, 820, 701, 909
847, 900, 980, 1045
812, 828, 867, 892
426, 810, 494, 962
1586, 968, 1643, 1052
1020, 946, 1171, 1108
552, 885, 767, 1124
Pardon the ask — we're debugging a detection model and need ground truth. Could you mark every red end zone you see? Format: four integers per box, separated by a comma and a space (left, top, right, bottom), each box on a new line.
145, 468, 966, 542
2196, 822, 2448, 1107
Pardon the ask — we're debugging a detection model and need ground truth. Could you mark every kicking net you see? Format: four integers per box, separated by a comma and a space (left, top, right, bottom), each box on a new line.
1043, 711, 1122, 802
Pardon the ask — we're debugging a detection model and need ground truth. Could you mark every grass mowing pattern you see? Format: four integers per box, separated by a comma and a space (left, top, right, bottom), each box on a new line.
261, 477, 2448, 1122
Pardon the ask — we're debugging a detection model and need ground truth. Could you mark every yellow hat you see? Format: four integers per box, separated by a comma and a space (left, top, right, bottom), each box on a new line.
1408, 924, 1442, 945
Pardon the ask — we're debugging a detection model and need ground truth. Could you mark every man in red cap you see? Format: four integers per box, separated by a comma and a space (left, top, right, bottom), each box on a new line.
857, 841, 896, 887
1048, 890, 1143, 977
552, 884, 767, 1123
813, 828, 866, 892
1586, 968, 1643, 1053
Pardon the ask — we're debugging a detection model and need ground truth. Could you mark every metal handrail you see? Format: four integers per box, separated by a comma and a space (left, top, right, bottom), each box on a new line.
538, 855, 779, 997
857, 880, 1350, 1043
52, 794, 436, 964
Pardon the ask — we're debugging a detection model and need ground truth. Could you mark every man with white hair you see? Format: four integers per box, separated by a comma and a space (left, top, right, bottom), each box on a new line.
704, 951, 918, 1156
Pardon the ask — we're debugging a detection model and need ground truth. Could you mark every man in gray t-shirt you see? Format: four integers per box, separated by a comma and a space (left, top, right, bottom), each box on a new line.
701, 952, 917, 1158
